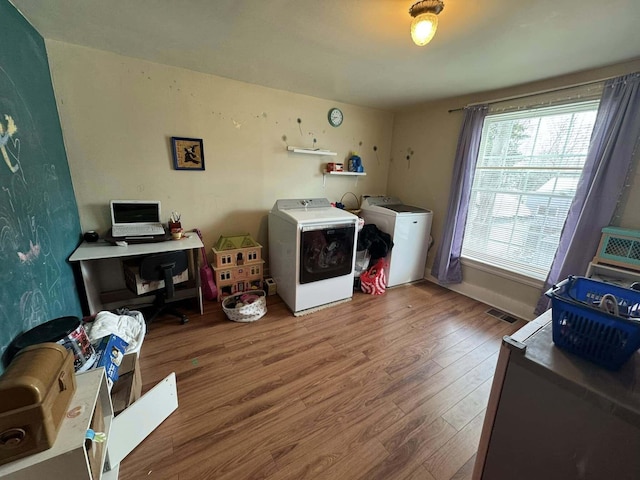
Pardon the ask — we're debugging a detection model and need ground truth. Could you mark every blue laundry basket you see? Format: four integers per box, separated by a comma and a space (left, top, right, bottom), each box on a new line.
545, 276, 640, 370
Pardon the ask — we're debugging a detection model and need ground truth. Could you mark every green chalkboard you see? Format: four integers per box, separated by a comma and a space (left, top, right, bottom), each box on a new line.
0, 0, 83, 372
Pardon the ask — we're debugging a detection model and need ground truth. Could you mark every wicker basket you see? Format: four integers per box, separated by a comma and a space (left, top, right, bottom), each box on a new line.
222, 290, 267, 322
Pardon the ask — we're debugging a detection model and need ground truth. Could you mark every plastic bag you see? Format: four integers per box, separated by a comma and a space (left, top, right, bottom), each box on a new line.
360, 259, 386, 295
354, 250, 371, 278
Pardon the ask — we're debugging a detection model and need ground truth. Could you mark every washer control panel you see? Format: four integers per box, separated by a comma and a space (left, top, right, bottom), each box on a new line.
361, 195, 402, 207
273, 198, 333, 211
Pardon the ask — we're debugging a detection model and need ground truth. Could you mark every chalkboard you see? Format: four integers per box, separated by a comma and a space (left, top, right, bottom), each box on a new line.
0, 0, 83, 373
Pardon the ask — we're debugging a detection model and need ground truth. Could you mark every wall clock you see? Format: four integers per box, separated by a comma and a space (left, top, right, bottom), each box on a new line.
328, 108, 343, 127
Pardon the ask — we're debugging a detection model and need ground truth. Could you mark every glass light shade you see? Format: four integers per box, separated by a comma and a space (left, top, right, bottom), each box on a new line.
410, 13, 438, 46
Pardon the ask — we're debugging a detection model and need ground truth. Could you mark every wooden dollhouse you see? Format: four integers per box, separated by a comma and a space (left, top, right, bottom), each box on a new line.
211, 233, 264, 300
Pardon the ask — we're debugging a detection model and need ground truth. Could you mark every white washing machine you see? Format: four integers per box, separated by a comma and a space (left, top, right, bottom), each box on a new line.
268, 198, 359, 315
360, 195, 433, 287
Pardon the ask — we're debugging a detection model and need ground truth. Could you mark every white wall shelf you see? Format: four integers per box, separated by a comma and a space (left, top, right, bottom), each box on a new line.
322, 171, 366, 186
325, 171, 366, 176
287, 146, 337, 156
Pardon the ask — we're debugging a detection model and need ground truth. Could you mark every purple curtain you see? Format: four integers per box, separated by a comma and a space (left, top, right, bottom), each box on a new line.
535, 72, 640, 314
431, 105, 488, 284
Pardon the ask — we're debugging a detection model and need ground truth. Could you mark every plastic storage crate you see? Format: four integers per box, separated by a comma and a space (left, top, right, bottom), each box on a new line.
546, 276, 640, 369
593, 226, 640, 272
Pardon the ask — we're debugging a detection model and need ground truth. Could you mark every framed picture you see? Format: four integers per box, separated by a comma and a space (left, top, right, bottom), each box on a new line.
171, 137, 205, 170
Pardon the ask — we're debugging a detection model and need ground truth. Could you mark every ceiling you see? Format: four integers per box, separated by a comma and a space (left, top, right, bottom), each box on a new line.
10, 0, 640, 110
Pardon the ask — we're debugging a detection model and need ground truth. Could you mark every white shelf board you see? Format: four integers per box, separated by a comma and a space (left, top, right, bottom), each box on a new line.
287, 146, 337, 156
325, 171, 366, 176
322, 171, 366, 187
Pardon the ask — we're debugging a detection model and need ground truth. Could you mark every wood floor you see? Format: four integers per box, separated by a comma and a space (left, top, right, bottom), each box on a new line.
119, 281, 526, 480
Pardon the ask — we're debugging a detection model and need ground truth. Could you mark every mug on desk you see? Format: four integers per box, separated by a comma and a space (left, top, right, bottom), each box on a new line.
171, 228, 184, 240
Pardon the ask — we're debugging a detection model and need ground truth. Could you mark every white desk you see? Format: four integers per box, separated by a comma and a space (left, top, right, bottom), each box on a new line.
69, 234, 204, 315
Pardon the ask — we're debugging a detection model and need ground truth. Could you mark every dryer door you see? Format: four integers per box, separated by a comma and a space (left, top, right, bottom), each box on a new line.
299, 223, 356, 284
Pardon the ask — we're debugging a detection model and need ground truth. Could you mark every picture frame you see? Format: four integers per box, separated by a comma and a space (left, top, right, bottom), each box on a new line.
171, 137, 205, 170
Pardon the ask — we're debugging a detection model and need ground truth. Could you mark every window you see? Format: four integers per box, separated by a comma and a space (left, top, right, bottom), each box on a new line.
461, 101, 599, 281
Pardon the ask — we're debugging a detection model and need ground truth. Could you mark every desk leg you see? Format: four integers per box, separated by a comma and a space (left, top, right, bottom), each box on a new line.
80, 259, 103, 314
191, 247, 203, 315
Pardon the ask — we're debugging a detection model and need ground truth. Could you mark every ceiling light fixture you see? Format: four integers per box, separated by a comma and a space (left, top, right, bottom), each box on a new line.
409, 0, 444, 46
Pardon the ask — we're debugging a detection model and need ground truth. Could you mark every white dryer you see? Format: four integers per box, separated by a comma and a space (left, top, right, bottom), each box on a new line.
268, 198, 358, 315
360, 196, 433, 287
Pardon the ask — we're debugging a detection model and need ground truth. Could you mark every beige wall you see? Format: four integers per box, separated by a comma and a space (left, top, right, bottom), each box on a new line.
45, 40, 394, 259
389, 59, 640, 320
47, 38, 640, 320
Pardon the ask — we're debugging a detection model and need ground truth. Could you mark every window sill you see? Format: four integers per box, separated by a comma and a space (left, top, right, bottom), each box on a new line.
460, 257, 546, 289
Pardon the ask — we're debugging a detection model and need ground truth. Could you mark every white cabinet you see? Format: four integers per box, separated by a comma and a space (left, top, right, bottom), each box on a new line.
0, 369, 111, 479
0, 369, 178, 479
473, 312, 640, 480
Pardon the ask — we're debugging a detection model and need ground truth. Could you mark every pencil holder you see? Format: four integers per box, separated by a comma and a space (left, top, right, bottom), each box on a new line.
168, 221, 182, 231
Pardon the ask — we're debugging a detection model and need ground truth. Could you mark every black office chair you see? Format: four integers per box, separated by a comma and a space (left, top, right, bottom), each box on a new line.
139, 251, 189, 325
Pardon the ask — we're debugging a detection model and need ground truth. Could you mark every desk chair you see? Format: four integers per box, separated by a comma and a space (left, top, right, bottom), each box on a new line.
139, 251, 189, 325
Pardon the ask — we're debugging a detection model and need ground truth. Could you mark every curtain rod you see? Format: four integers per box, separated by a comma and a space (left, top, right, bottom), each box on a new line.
447, 74, 617, 113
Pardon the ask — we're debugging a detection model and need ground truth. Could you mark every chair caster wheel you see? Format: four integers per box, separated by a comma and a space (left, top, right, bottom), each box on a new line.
180, 316, 189, 325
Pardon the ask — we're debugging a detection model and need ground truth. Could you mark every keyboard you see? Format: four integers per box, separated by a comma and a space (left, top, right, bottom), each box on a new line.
112, 224, 165, 237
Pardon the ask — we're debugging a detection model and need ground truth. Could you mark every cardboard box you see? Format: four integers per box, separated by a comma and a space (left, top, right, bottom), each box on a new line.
93, 334, 128, 388
110, 352, 142, 415
123, 259, 189, 295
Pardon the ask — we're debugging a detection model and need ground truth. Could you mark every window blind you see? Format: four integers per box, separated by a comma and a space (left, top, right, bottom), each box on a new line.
461, 100, 600, 280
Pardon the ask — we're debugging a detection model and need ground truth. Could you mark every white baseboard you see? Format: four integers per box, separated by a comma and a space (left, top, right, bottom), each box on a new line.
425, 274, 536, 321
